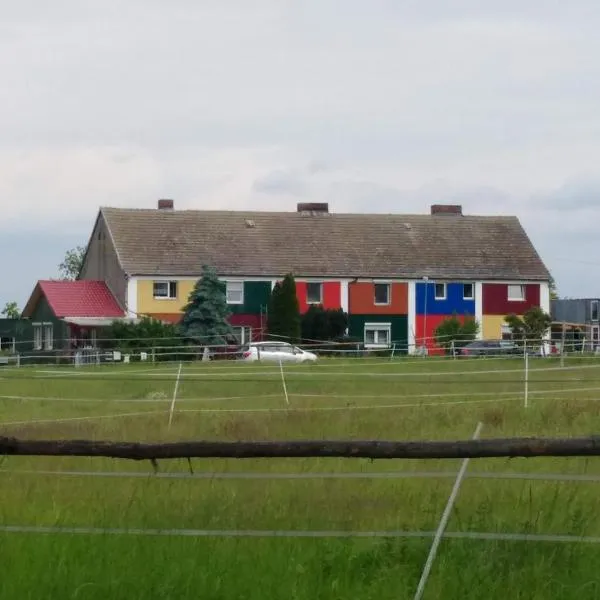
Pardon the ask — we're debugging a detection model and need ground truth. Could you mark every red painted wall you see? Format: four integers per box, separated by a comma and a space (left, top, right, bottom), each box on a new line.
415, 314, 472, 356
349, 282, 408, 315
229, 313, 265, 341
482, 284, 540, 315
295, 281, 341, 314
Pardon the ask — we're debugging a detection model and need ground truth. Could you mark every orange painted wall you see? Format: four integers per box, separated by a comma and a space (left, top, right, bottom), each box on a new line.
349, 282, 408, 315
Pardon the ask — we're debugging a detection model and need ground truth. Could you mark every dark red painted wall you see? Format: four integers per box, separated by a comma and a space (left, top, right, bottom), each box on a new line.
229, 313, 265, 341
482, 284, 540, 315
295, 281, 341, 314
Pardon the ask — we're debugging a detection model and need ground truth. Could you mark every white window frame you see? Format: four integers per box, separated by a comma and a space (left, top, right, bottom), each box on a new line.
591, 300, 599, 322
364, 322, 392, 348
226, 281, 244, 305
374, 283, 391, 306
153, 280, 178, 300
501, 324, 513, 341
44, 324, 54, 350
507, 284, 525, 301
434, 283, 447, 300
33, 323, 42, 350
463, 283, 474, 300
306, 282, 323, 305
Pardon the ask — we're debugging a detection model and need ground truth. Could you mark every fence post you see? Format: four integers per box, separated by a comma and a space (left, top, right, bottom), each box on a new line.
390, 343, 396, 360
152, 347, 156, 363
524, 351, 529, 408
451, 340, 455, 359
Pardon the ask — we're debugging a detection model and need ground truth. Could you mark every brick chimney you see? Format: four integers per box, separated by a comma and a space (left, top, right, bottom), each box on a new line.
297, 202, 329, 214
431, 204, 462, 215
158, 199, 174, 210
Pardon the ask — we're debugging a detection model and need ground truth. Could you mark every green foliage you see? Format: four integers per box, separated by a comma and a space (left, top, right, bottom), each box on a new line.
267, 273, 301, 343
301, 306, 348, 341
1, 301, 20, 319
548, 274, 559, 300
59, 246, 86, 280
104, 317, 181, 354
180, 265, 234, 345
505, 307, 552, 344
434, 314, 480, 354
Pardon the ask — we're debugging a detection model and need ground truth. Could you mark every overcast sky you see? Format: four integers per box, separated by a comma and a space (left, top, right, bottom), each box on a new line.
2, 1, 599, 308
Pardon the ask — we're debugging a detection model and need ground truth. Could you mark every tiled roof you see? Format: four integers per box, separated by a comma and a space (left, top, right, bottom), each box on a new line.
22, 280, 125, 319
100, 206, 550, 281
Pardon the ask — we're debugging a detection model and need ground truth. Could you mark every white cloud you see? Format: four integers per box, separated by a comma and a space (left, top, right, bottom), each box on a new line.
1, 0, 600, 301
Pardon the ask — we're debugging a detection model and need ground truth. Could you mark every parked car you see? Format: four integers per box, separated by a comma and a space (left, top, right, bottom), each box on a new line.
459, 339, 521, 357
241, 341, 318, 363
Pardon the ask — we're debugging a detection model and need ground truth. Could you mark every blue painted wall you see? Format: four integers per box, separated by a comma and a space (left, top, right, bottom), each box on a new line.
416, 282, 476, 316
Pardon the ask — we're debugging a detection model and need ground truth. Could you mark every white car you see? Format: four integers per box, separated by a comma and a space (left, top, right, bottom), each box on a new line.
241, 341, 317, 363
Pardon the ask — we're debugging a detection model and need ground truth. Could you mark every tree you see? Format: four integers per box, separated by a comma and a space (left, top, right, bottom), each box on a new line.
180, 265, 234, 348
434, 314, 480, 355
548, 274, 559, 300
267, 273, 301, 343
301, 305, 348, 341
1, 302, 20, 319
505, 307, 552, 346
59, 246, 86, 280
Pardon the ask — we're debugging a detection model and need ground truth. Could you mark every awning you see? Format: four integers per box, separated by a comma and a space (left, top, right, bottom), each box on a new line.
63, 317, 139, 327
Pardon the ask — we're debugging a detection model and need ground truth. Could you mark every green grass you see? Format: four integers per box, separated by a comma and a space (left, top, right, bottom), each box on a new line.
2, 355, 600, 598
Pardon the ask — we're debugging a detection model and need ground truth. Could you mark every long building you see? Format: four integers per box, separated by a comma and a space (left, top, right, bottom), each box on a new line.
76, 199, 550, 353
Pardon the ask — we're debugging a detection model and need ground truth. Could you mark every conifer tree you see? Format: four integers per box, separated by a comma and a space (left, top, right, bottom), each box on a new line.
267, 273, 300, 343
180, 265, 233, 347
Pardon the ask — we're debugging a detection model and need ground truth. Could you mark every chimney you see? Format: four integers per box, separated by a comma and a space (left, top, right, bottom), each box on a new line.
158, 199, 174, 210
297, 202, 329, 214
431, 204, 462, 216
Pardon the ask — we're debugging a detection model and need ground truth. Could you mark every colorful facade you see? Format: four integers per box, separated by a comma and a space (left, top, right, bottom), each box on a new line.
128, 275, 550, 353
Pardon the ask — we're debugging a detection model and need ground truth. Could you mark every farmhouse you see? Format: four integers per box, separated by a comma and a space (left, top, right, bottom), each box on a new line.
77, 199, 550, 354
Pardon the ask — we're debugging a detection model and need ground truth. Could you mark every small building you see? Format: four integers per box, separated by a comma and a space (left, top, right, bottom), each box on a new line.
0, 318, 33, 354
551, 298, 600, 350
21, 280, 128, 351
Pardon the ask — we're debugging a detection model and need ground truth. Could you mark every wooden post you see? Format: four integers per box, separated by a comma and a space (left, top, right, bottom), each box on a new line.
4, 435, 600, 461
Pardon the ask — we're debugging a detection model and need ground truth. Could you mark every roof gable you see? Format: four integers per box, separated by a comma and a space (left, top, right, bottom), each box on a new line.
100, 206, 550, 281
22, 281, 125, 319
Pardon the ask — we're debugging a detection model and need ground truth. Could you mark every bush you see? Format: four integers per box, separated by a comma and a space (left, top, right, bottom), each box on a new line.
434, 314, 480, 355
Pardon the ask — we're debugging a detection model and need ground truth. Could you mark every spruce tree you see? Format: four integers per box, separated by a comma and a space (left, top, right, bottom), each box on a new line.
180, 265, 233, 347
267, 273, 301, 343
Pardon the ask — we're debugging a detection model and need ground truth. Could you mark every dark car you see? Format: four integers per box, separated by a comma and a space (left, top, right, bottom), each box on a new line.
459, 339, 521, 357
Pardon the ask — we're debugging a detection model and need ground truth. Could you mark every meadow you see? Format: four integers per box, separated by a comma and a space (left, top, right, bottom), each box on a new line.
2, 354, 600, 599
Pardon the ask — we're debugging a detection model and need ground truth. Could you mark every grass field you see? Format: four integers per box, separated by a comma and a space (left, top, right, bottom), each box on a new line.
2, 354, 600, 599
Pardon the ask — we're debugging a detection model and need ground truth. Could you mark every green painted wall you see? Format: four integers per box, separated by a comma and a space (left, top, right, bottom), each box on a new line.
28, 296, 68, 350
229, 281, 271, 315
348, 314, 408, 352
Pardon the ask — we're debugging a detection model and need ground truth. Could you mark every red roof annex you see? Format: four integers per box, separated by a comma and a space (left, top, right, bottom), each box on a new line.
22, 280, 124, 319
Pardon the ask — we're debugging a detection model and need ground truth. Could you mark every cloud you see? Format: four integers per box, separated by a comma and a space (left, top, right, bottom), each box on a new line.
2, 0, 600, 303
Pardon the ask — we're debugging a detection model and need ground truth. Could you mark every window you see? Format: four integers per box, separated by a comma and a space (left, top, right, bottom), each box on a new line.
226, 281, 244, 304
306, 282, 322, 304
153, 281, 178, 299
364, 323, 391, 348
374, 283, 390, 305
0, 337, 15, 352
591, 300, 599, 321
44, 324, 54, 350
434, 283, 446, 300
463, 283, 474, 300
501, 324, 512, 341
232, 326, 252, 345
33, 324, 42, 350
507, 285, 525, 301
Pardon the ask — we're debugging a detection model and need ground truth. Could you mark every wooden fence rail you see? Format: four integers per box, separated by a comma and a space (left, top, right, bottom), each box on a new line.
2, 436, 600, 461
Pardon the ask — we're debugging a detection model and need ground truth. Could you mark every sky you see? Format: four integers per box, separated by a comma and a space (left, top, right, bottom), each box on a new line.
1, 0, 600, 308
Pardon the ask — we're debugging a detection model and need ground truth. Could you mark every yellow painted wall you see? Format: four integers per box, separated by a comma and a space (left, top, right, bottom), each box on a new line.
482, 315, 508, 339
137, 279, 195, 314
